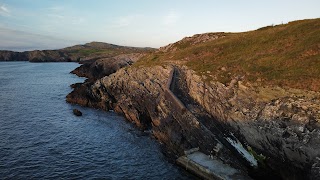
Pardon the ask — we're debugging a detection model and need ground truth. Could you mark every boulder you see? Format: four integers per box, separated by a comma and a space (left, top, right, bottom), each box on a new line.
73, 109, 82, 116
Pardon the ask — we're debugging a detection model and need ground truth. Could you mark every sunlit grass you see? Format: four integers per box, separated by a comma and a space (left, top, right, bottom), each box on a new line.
136, 18, 320, 91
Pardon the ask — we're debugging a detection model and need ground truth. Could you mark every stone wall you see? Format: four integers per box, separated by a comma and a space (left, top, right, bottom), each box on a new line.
164, 69, 186, 114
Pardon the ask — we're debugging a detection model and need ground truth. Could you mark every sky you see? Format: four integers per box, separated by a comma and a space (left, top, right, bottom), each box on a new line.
0, 0, 319, 51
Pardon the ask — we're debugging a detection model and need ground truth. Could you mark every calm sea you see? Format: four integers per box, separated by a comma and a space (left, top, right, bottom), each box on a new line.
0, 62, 192, 179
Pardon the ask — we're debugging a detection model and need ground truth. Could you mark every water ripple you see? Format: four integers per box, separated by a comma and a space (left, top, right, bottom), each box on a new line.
0, 62, 193, 179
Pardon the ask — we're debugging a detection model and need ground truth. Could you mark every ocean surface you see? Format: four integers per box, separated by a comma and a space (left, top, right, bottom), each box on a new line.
0, 62, 192, 179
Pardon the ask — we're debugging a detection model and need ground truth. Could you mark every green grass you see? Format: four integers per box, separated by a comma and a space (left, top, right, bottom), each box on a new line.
66, 46, 154, 60
133, 53, 167, 67
75, 49, 106, 56
136, 18, 320, 91
247, 146, 267, 167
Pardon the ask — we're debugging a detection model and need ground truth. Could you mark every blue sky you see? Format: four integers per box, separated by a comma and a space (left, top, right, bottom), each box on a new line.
0, 0, 319, 51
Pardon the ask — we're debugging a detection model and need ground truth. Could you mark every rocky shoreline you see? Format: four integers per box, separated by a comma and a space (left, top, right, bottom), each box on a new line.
66, 56, 320, 179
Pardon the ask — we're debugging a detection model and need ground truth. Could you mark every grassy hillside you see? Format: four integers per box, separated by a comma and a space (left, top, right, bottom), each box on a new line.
62, 42, 154, 60
136, 18, 320, 91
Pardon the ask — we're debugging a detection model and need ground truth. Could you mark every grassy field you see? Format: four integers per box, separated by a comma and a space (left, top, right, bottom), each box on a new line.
136, 18, 320, 91
69, 48, 153, 57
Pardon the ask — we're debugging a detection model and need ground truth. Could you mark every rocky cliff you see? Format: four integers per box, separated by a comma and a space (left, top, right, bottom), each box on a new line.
71, 53, 144, 80
176, 66, 320, 179
67, 63, 320, 179
0, 50, 28, 61
0, 49, 74, 62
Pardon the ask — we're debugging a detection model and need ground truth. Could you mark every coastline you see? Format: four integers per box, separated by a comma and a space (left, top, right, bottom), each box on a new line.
2, 49, 319, 179
66, 60, 320, 179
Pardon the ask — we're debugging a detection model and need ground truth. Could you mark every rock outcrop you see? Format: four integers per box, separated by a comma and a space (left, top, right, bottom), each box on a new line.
73, 109, 82, 116
0, 51, 28, 61
159, 33, 225, 52
67, 64, 320, 179
67, 66, 250, 173
28, 50, 73, 62
66, 53, 145, 109
176, 66, 320, 179
0, 50, 73, 62
71, 53, 144, 80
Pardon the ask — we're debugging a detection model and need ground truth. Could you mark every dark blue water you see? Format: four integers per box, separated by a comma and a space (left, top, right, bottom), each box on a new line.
0, 62, 192, 179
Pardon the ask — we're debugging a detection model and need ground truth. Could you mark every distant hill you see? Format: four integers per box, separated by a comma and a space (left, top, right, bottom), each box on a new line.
136, 18, 320, 91
0, 42, 154, 62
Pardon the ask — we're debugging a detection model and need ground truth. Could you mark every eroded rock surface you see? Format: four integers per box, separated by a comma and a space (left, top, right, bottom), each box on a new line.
71, 53, 144, 80
177, 66, 320, 179
67, 63, 320, 179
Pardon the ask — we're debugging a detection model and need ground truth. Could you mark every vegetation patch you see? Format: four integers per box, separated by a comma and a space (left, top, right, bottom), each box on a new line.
136, 18, 320, 91
247, 146, 267, 167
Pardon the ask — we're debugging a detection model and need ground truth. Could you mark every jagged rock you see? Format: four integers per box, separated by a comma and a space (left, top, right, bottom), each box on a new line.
67, 65, 253, 177
177, 66, 320, 179
67, 63, 320, 179
310, 157, 320, 179
71, 53, 144, 80
73, 109, 82, 116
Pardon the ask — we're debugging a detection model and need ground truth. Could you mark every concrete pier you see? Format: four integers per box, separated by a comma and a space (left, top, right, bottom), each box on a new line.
177, 151, 252, 180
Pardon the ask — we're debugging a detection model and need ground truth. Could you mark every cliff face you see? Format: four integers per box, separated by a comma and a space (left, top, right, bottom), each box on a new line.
0, 51, 28, 61
0, 50, 73, 62
71, 53, 144, 80
176, 66, 320, 178
67, 64, 320, 179
27, 50, 72, 62
66, 53, 146, 109
67, 66, 251, 174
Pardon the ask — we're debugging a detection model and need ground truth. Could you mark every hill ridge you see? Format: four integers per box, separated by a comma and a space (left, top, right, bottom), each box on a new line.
137, 18, 320, 91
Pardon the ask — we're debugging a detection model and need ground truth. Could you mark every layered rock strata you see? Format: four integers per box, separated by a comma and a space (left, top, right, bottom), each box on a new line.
67, 64, 320, 179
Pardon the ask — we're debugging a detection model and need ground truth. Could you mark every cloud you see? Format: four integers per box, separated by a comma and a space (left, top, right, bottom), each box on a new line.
163, 11, 181, 26
0, 4, 10, 16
